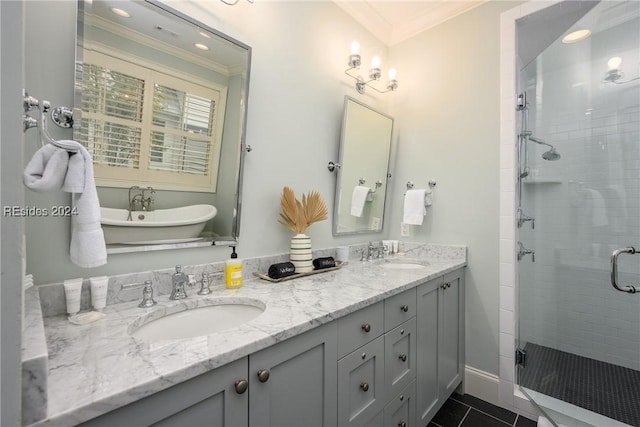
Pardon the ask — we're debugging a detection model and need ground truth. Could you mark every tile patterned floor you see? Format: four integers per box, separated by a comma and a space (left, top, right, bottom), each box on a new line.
428, 393, 537, 427
518, 343, 640, 426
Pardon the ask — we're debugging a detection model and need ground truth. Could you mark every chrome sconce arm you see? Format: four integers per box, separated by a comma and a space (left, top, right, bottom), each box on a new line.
344, 41, 398, 94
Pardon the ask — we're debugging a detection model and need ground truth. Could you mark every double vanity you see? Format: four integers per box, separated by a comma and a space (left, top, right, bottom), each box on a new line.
23, 243, 466, 427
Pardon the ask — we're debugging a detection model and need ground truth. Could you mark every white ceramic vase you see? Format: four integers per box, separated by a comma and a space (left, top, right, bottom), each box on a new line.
290, 233, 313, 273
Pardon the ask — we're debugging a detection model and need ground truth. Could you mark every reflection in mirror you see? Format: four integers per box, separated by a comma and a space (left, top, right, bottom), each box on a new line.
333, 97, 393, 235
75, 0, 251, 252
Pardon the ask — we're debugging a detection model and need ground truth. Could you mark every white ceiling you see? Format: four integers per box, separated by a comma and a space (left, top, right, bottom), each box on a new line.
333, 0, 488, 46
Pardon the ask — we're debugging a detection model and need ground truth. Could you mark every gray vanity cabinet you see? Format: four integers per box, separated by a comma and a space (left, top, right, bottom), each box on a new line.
249, 321, 338, 427
79, 357, 249, 427
383, 380, 416, 427
416, 268, 465, 425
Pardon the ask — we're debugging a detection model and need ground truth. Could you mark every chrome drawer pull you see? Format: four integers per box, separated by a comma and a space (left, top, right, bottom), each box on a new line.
400, 304, 409, 312
361, 323, 371, 333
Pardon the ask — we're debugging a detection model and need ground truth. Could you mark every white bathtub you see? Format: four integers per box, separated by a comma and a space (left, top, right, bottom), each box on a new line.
101, 204, 217, 245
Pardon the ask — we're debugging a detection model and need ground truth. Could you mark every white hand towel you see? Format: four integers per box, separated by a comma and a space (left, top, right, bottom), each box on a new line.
351, 186, 370, 217
403, 189, 427, 225
59, 140, 108, 268
23, 144, 70, 192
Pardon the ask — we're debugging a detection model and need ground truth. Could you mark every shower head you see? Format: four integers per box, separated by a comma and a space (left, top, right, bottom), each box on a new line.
542, 147, 561, 161
528, 135, 561, 161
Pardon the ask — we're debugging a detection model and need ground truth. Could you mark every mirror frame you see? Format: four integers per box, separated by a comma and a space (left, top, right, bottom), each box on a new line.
332, 96, 393, 236
74, 0, 251, 254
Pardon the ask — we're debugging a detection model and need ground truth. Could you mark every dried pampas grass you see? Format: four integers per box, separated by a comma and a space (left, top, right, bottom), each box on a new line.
278, 186, 328, 234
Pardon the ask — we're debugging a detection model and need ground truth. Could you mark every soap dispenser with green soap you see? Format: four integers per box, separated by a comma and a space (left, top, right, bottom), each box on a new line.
225, 247, 243, 289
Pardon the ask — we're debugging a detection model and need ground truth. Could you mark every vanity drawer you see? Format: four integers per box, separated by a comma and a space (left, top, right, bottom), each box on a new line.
384, 287, 416, 331
384, 318, 416, 399
338, 336, 385, 426
383, 379, 416, 427
338, 301, 384, 358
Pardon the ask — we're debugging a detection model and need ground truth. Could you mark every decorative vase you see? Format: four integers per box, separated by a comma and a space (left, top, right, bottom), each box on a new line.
290, 233, 313, 273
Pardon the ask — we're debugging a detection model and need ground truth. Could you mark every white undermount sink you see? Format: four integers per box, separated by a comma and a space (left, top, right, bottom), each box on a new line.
377, 259, 429, 270
129, 298, 265, 342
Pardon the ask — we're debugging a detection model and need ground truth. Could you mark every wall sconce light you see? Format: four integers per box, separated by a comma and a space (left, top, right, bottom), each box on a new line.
345, 41, 398, 94
603, 56, 639, 85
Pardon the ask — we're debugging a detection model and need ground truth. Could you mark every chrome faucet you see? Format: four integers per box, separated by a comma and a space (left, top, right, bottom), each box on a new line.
141, 187, 155, 211
517, 208, 535, 229
170, 265, 189, 300
127, 186, 155, 220
517, 242, 535, 262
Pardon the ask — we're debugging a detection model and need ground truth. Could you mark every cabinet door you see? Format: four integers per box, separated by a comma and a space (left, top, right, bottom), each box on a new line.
80, 357, 249, 427
440, 269, 465, 396
249, 322, 337, 427
415, 277, 441, 424
337, 336, 385, 426
384, 318, 416, 399
384, 380, 416, 427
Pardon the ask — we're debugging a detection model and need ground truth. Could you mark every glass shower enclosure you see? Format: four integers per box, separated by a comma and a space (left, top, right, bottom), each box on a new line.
516, 1, 640, 426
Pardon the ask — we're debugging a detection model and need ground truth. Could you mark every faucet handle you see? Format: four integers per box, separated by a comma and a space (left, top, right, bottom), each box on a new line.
138, 280, 157, 308
197, 272, 212, 296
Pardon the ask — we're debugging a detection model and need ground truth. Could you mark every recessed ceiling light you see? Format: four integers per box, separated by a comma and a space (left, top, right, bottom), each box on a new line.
194, 43, 209, 51
111, 7, 130, 18
562, 29, 591, 44
199, 31, 211, 39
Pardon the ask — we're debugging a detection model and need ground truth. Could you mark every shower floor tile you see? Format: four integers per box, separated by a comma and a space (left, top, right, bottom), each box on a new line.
519, 343, 640, 426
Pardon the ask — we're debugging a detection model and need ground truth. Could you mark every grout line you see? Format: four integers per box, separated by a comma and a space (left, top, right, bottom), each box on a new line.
449, 396, 515, 426
457, 407, 471, 427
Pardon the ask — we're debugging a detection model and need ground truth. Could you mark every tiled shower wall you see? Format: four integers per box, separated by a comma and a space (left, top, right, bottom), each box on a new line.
518, 9, 640, 370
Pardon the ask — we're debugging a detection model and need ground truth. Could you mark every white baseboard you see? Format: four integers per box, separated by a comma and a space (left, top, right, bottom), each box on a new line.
464, 365, 500, 406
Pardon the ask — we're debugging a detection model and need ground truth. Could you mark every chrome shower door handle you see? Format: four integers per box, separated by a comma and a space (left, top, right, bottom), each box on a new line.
610, 247, 639, 294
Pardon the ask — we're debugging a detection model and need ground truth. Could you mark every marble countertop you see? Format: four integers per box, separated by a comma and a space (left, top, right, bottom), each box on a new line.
30, 246, 466, 426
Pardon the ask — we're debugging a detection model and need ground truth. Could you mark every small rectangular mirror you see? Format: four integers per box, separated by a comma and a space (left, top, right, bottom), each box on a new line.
74, 0, 251, 253
333, 97, 393, 235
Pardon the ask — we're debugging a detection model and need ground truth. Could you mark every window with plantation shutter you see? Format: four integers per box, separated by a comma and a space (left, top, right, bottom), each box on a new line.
78, 51, 226, 192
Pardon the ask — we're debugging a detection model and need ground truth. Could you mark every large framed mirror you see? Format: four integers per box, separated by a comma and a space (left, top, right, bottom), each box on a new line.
74, 0, 250, 253
333, 97, 393, 235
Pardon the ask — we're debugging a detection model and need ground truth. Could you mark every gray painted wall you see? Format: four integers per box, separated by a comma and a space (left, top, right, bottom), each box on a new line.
23, 0, 389, 284
387, 1, 525, 376
14, 2, 525, 411
1, 1, 25, 424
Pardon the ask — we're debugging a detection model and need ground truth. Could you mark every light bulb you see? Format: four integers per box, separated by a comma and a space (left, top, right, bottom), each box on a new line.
371, 56, 381, 69
111, 7, 131, 18
607, 56, 622, 70
388, 68, 397, 80
350, 41, 360, 55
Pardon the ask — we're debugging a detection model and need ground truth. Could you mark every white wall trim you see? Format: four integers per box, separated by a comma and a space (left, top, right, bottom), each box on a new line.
464, 365, 500, 406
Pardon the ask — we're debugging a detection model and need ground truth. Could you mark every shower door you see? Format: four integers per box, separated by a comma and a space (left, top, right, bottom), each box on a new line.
516, 1, 640, 426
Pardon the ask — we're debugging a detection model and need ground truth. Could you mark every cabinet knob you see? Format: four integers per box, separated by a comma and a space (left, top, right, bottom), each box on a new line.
400, 304, 409, 312
257, 369, 270, 383
361, 353, 367, 360
447, 282, 452, 288
441, 283, 447, 290
398, 422, 407, 427
360, 382, 369, 392
398, 354, 407, 362
234, 379, 248, 394
361, 323, 371, 333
